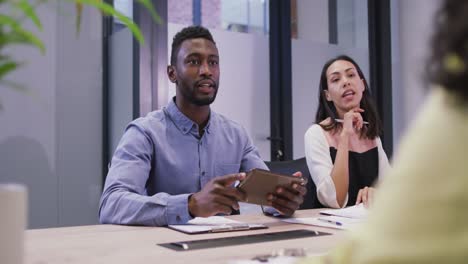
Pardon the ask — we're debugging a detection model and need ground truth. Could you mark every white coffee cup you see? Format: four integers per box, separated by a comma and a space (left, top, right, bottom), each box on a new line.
0, 184, 27, 264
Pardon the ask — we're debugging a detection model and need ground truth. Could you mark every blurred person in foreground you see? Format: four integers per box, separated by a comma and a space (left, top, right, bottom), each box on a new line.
300, 0, 468, 262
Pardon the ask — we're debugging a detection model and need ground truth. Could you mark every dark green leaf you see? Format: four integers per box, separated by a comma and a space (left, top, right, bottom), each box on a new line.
136, 0, 162, 24
14, 0, 43, 30
0, 14, 44, 52
0, 27, 45, 53
0, 61, 18, 80
0, 14, 21, 27
75, 3, 83, 34
69, 0, 145, 44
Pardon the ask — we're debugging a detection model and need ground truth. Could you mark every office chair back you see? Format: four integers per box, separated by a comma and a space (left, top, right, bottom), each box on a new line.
265, 157, 321, 209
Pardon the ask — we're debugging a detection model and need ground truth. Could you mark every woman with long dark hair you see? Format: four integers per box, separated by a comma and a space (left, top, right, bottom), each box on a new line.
305, 55, 390, 208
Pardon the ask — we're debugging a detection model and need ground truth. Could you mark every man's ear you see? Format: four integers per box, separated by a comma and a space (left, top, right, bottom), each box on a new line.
167, 65, 177, 84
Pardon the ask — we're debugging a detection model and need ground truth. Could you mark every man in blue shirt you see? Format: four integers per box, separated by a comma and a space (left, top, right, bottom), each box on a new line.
99, 26, 306, 226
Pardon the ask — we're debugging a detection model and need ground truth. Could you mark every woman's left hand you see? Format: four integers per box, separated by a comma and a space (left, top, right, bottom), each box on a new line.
355, 186, 375, 208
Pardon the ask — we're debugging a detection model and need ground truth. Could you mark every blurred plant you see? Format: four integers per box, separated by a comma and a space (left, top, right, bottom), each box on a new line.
0, 0, 161, 109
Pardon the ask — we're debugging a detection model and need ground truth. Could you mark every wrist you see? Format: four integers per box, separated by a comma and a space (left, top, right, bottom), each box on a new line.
188, 194, 197, 217
338, 133, 350, 148
339, 131, 350, 141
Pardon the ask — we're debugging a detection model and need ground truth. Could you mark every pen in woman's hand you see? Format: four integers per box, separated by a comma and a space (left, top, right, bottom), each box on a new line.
335, 119, 369, 125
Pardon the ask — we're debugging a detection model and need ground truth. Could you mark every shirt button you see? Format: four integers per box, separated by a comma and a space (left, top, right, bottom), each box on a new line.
201, 171, 205, 176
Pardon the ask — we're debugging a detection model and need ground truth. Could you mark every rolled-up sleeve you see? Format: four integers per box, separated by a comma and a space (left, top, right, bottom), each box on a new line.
99, 124, 192, 226
304, 124, 347, 208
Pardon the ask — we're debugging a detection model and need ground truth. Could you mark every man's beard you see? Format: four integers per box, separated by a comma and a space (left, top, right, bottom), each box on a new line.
191, 95, 216, 106
183, 81, 218, 106
189, 88, 218, 106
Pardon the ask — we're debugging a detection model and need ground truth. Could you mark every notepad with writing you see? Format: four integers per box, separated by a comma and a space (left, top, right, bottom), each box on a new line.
319, 203, 368, 219
168, 216, 267, 234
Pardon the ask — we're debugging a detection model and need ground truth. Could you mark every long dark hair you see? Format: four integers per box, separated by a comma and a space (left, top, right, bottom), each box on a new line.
315, 55, 382, 139
427, 0, 468, 105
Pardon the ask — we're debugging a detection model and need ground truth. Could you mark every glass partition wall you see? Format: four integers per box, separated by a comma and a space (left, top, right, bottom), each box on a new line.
291, 0, 370, 158
105, 0, 392, 165
166, 0, 272, 160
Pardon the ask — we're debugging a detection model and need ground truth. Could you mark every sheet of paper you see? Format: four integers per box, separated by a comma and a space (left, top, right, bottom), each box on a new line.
319, 203, 368, 219
281, 216, 362, 230
169, 216, 266, 234
168, 225, 215, 233
187, 216, 243, 225
228, 256, 299, 264
228, 252, 328, 263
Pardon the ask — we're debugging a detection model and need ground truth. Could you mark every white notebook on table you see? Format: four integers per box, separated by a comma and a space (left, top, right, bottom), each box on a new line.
168, 216, 267, 234
319, 203, 368, 219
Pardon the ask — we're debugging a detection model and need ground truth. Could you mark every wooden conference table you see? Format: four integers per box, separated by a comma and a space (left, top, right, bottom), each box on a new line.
25, 209, 347, 264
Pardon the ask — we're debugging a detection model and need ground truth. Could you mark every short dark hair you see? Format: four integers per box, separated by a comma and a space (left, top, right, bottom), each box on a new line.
170, 26, 216, 66
427, 0, 468, 105
315, 55, 382, 139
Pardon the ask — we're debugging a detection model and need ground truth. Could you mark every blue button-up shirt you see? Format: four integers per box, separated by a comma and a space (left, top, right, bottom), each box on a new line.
99, 99, 268, 226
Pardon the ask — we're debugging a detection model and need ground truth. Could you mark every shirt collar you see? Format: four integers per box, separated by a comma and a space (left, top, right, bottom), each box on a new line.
165, 97, 215, 135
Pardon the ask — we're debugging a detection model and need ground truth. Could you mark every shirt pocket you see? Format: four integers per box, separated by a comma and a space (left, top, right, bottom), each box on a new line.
215, 163, 241, 177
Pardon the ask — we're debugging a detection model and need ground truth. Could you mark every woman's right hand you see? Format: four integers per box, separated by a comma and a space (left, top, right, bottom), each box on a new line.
341, 108, 365, 136
356, 186, 375, 208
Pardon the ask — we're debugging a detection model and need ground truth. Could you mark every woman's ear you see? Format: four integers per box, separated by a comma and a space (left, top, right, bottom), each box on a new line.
359, 78, 366, 92
167, 65, 177, 84
324, 90, 332, 101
